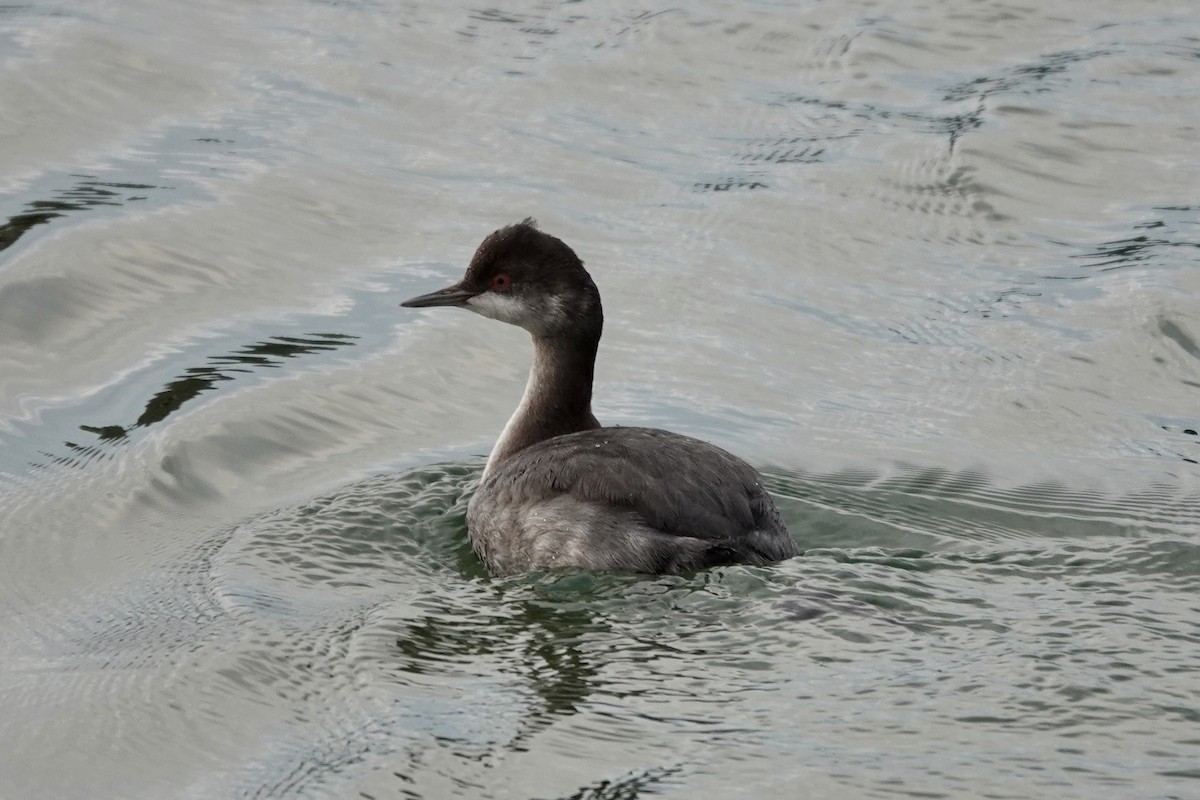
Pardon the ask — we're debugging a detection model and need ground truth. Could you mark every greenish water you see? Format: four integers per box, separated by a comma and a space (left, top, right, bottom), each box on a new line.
2, 0, 1199, 797
29, 462, 1190, 798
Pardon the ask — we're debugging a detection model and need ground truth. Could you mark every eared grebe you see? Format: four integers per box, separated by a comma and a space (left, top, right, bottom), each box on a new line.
402, 219, 796, 575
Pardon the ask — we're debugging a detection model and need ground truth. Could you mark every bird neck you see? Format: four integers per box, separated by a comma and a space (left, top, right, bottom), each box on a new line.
483, 331, 601, 479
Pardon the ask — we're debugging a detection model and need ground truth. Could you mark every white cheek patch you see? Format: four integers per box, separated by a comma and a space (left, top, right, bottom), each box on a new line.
466, 292, 527, 327
467, 292, 569, 336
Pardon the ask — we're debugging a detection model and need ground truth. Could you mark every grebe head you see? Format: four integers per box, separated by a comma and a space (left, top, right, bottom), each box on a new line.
401, 218, 601, 340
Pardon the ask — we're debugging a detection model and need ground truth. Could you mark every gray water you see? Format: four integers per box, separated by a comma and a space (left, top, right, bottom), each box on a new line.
1, 1, 1198, 798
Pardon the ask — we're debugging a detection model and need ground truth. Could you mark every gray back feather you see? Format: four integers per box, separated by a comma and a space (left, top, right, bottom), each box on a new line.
471, 427, 794, 573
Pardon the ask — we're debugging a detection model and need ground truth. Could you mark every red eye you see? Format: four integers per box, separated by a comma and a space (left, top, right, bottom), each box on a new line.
491, 273, 511, 291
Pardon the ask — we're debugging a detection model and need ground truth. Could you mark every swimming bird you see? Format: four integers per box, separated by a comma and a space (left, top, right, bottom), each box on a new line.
401, 219, 797, 575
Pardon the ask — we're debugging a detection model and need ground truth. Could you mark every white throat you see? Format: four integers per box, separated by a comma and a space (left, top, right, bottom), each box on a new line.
482, 351, 549, 481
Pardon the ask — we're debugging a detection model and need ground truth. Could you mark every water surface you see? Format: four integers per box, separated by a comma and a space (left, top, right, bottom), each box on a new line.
1, 1, 1198, 798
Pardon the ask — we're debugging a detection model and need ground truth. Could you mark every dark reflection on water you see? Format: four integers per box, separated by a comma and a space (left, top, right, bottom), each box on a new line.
392, 581, 606, 754
732, 138, 825, 166
771, 48, 1113, 157
537, 764, 683, 800
131, 333, 359, 429
942, 48, 1108, 103
773, 90, 985, 153
691, 176, 769, 193
0, 175, 160, 255
30, 333, 357, 469
1067, 206, 1200, 272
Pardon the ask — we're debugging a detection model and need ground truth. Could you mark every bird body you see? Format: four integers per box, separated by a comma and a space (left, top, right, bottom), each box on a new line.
402, 220, 796, 575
